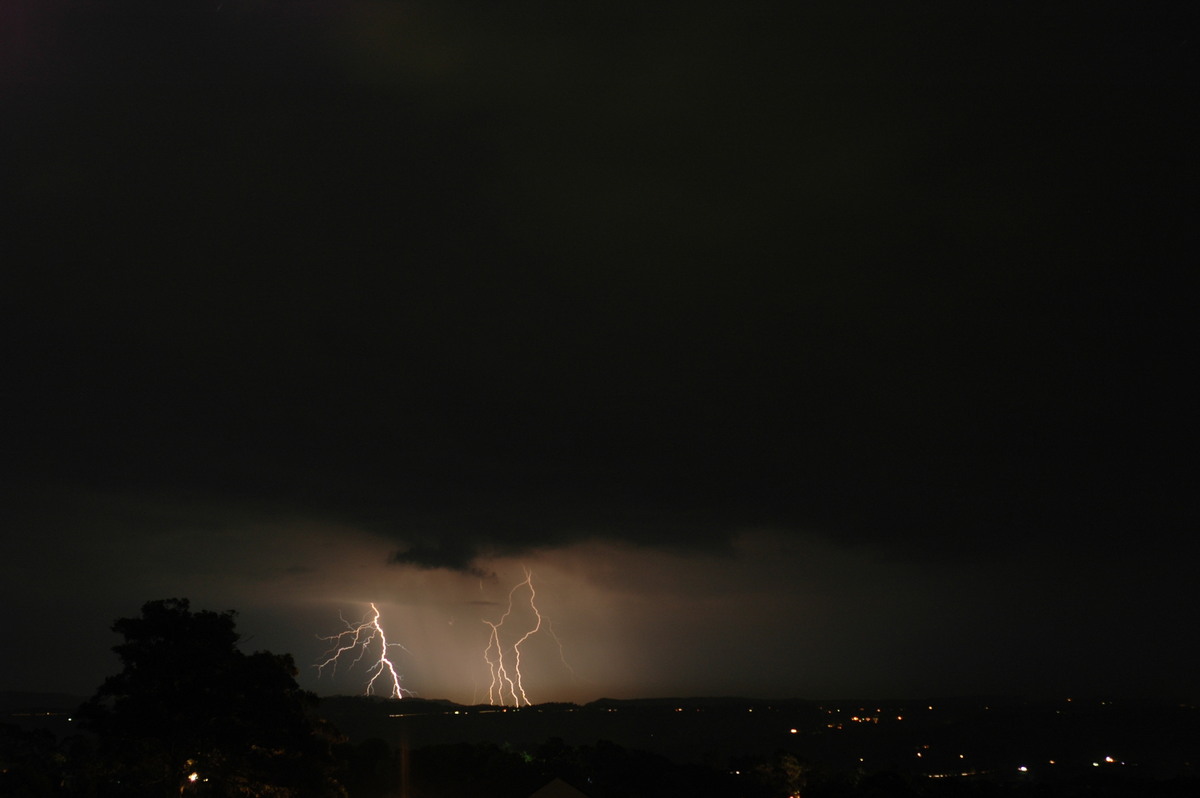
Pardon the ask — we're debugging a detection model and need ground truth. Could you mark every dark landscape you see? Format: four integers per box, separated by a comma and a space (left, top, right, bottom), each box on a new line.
5, 689, 1198, 797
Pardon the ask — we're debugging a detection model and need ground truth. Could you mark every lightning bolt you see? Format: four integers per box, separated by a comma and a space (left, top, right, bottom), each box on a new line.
482, 568, 572, 706
545, 616, 577, 682
316, 603, 411, 699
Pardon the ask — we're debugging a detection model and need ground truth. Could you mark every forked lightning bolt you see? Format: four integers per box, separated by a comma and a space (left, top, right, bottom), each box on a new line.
482, 568, 572, 706
316, 603, 411, 698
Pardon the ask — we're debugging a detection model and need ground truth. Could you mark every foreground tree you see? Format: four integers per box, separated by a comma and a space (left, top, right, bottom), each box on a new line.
81, 598, 345, 798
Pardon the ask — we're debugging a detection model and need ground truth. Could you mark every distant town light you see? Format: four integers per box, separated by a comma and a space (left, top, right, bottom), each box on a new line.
188, 772, 199, 783
1105, 756, 1114, 763
1018, 766, 1028, 773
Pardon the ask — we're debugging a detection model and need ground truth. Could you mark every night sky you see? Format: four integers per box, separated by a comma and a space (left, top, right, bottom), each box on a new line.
3, 1, 1196, 705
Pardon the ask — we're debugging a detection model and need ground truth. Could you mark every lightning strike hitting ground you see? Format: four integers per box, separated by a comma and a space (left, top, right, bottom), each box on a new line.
316, 602, 411, 698
482, 568, 573, 706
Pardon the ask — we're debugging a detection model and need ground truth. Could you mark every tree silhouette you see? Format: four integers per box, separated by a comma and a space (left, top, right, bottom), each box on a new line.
81, 598, 344, 798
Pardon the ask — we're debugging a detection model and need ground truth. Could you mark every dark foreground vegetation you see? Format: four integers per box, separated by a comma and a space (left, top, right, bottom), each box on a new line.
3, 600, 1196, 797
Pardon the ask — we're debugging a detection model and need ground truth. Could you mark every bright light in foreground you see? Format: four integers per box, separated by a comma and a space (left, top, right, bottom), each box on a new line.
188, 772, 199, 783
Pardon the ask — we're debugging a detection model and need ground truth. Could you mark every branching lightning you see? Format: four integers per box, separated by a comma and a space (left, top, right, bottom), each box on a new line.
482, 568, 573, 706
316, 603, 411, 699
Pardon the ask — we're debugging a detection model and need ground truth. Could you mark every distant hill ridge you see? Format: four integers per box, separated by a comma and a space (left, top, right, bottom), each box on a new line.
0, 691, 86, 713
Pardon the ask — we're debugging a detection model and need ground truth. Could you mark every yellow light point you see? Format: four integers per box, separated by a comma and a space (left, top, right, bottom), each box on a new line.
316, 602, 411, 699
482, 568, 571, 706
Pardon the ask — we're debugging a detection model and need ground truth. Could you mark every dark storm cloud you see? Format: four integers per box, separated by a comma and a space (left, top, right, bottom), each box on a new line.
3, 1, 1198, 704
390, 538, 491, 574
3, 0, 1195, 577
